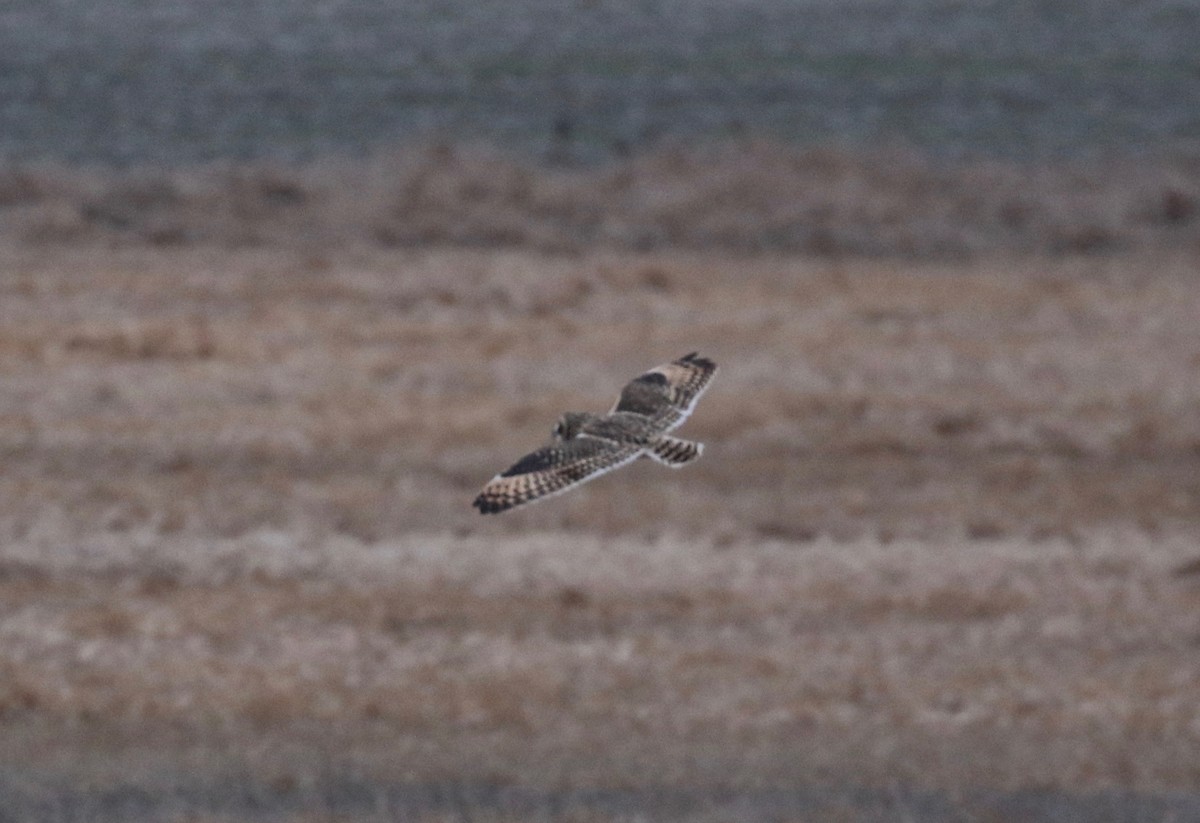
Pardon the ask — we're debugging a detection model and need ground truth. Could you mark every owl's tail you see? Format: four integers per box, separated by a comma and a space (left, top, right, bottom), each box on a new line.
646, 435, 703, 467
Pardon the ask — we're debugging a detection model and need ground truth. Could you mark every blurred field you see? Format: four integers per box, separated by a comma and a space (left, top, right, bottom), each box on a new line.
4, 141, 1200, 256
6, 3, 1200, 816
1, 219, 1200, 819
4, 530, 1200, 821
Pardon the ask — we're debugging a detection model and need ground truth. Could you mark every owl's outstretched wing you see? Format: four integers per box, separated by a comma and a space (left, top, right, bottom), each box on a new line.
609, 351, 717, 432
473, 437, 643, 514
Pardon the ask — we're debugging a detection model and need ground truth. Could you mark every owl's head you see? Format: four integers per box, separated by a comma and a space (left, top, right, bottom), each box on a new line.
552, 411, 591, 441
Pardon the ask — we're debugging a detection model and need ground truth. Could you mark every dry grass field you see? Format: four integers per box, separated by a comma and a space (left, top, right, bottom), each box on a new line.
5, 141, 1200, 256
2, 204, 1200, 817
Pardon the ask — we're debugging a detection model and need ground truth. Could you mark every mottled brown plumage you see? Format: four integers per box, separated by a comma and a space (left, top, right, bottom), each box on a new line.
473, 352, 717, 514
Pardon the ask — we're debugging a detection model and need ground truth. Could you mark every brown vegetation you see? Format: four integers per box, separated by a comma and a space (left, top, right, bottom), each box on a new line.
1, 155, 1199, 816
2, 141, 1199, 256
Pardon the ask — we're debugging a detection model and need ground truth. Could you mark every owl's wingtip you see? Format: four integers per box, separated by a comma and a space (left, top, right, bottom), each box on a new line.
473, 492, 512, 514
679, 351, 715, 368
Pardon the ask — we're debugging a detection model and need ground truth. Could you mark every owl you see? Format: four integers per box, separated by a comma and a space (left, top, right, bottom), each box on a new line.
473, 352, 717, 513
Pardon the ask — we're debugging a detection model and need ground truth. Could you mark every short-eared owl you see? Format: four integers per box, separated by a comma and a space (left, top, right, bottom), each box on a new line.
473, 352, 717, 514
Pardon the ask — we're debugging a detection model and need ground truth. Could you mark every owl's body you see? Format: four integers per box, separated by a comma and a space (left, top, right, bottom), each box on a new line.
473, 352, 717, 514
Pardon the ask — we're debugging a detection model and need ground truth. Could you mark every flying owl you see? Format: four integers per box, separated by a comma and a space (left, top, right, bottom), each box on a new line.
473, 352, 718, 514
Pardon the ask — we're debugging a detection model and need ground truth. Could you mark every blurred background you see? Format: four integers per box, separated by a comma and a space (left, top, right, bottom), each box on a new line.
2, 1, 1200, 820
